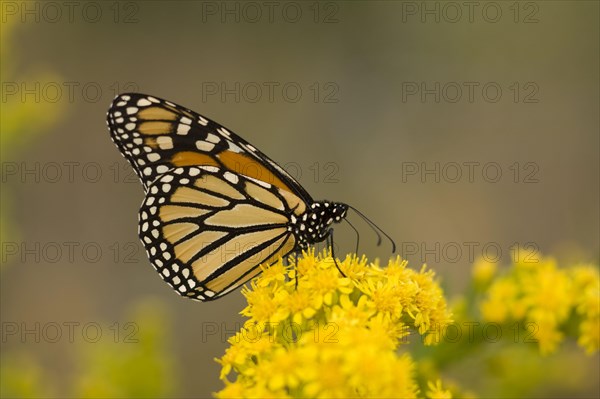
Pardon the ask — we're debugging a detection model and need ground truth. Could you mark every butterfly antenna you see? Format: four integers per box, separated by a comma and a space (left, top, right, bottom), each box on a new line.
348, 205, 396, 253
344, 218, 360, 254
347, 205, 381, 246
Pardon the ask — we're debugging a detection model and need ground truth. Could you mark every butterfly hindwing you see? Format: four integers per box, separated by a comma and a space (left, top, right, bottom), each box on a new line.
107, 93, 311, 202
138, 165, 299, 301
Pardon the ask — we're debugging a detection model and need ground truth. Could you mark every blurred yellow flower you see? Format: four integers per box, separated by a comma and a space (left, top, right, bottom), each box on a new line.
426, 379, 452, 399
241, 283, 288, 325
571, 265, 600, 354
479, 251, 599, 355
215, 250, 453, 398
472, 257, 497, 287
0, 352, 55, 398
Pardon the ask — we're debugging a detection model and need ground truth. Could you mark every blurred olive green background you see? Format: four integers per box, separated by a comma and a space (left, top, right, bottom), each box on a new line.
1, 1, 598, 398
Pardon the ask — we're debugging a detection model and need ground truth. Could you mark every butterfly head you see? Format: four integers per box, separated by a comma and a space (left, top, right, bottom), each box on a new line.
291, 201, 348, 248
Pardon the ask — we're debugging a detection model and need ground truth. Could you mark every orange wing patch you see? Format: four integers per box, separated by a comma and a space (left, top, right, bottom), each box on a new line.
202, 231, 291, 293
139, 121, 173, 135
174, 230, 228, 263
159, 205, 210, 222
138, 106, 179, 121
279, 189, 306, 216
244, 180, 285, 211
206, 234, 296, 295
203, 204, 287, 228
170, 186, 229, 207
171, 151, 220, 168
194, 174, 245, 200
218, 151, 291, 193
163, 222, 199, 244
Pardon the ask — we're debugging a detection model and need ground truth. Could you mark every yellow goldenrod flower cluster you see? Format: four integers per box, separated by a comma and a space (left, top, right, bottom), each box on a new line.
215, 250, 453, 398
479, 251, 599, 355
571, 265, 600, 354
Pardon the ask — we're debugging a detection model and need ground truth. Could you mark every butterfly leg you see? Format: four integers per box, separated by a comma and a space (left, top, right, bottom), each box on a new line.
327, 229, 347, 278
293, 250, 301, 290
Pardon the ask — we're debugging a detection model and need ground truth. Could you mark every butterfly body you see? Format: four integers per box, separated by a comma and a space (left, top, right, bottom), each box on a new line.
107, 93, 348, 301
290, 201, 348, 249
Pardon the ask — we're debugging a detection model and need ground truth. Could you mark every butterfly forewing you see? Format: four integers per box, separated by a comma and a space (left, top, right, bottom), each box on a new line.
107, 93, 311, 202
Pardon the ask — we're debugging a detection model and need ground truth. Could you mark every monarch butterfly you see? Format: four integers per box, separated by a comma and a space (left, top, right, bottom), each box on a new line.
107, 93, 393, 301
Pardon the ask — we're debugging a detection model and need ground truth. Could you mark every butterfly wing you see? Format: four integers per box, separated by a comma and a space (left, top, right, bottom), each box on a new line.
106, 93, 312, 203
138, 165, 303, 301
